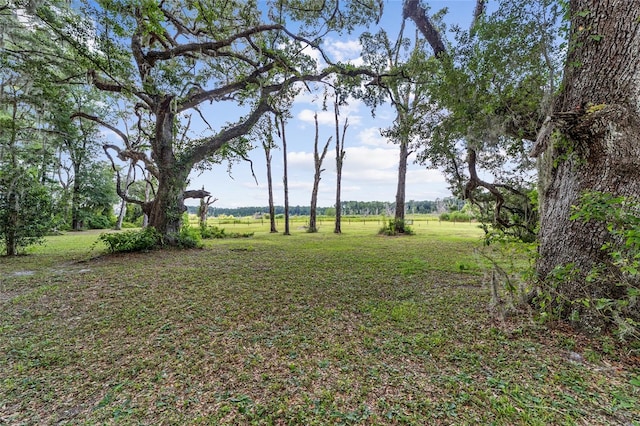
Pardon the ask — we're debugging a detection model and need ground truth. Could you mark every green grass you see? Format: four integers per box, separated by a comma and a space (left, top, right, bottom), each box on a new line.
1, 222, 638, 425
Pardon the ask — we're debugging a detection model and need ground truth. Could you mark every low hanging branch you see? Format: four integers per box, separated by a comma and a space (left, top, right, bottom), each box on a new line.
404, 0, 537, 238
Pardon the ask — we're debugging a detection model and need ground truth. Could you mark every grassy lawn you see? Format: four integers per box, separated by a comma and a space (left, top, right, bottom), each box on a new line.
1, 221, 638, 425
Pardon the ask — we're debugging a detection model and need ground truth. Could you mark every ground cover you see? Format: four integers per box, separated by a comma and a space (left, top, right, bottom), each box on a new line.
0, 222, 638, 424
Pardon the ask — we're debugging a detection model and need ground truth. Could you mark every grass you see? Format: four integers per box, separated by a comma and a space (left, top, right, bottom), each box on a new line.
1, 221, 639, 425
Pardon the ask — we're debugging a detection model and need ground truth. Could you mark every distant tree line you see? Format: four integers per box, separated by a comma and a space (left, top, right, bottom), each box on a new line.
187, 198, 464, 218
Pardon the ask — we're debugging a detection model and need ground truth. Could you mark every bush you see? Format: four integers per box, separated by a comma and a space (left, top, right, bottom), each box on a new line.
201, 225, 226, 239
86, 214, 115, 230
440, 211, 472, 222
227, 231, 254, 238
556, 191, 640, 340
177, 225, 203, 249
200, 224, 254, 239
99, 227, 160, 253
378, 219, 414, 236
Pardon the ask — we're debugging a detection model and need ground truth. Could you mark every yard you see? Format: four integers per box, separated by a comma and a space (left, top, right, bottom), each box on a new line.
1, 221, 638, 424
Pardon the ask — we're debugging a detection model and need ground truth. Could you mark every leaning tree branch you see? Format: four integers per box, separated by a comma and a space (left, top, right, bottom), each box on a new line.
402, 0, 447, 57
186, 93, 275, 166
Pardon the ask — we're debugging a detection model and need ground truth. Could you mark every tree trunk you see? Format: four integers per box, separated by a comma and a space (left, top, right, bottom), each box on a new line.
309, 113, 330, 233
146, 104, 189, 244
279, 115, 290, 236
309, 178, 320, 232
71, 161, 82, 231
334, 100, 348, 234
334, 157, 343, 234
115, 161, 134, 230
5, 191, 18, 256
264, 143, 278, 233
198, 196, 207, 229
394, 137, 410, 233
536, 0, 640, 330
142, 171, 151, 228
147, 171, 188, 244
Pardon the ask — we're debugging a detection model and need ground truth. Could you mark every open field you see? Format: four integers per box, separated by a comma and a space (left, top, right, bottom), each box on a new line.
1, 222, 639, 424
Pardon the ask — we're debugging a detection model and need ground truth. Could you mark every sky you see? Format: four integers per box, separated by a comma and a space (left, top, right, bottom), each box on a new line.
109, 1, 480, 209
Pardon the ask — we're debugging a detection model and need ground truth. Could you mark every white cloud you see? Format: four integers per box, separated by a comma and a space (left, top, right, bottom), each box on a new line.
343, 146, 398, 170
288, 151, 314, 167
356, 127, 390, 147
325, 39, 362, 63
296, 97, 364, 127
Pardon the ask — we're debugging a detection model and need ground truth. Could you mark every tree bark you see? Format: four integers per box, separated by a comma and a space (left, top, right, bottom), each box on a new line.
535, 0, 640, 329
71, 160, 83, 231
309, 113, 330, 233
278, 115, 290, 236
334, 99, 348, 234
263, 131, 278, 233
144, 101, 190, 244
115, 161, 135, 230
394, 136, 410, 233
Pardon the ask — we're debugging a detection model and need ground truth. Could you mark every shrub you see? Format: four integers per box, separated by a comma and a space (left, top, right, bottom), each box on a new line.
177, 224, 203, 249
99, 227, 160, 253
227, 231, 254, 238
440, 211, 472, 222
378, 219, 414, 236
200, 225, 253, 239
201, 225, 226, 239
86, 214, 115, 230
554, 191, 640, 340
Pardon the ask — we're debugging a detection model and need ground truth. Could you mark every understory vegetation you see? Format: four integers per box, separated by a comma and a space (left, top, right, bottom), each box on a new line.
1, 222, 638, 424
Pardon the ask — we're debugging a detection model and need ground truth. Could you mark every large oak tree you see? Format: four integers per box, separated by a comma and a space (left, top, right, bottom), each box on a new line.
406, 0, 640, 330
39, 0, 381, 243
532, 0, 640, 329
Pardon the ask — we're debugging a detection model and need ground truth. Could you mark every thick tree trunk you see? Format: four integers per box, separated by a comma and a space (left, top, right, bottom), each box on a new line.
146, 104, 189, 244
147, 171, 188, 244
394, 138, 409, 233
536, 0, 640, 330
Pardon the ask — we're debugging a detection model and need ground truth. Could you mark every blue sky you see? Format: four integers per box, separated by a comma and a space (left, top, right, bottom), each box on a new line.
182, 2, 479, 208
